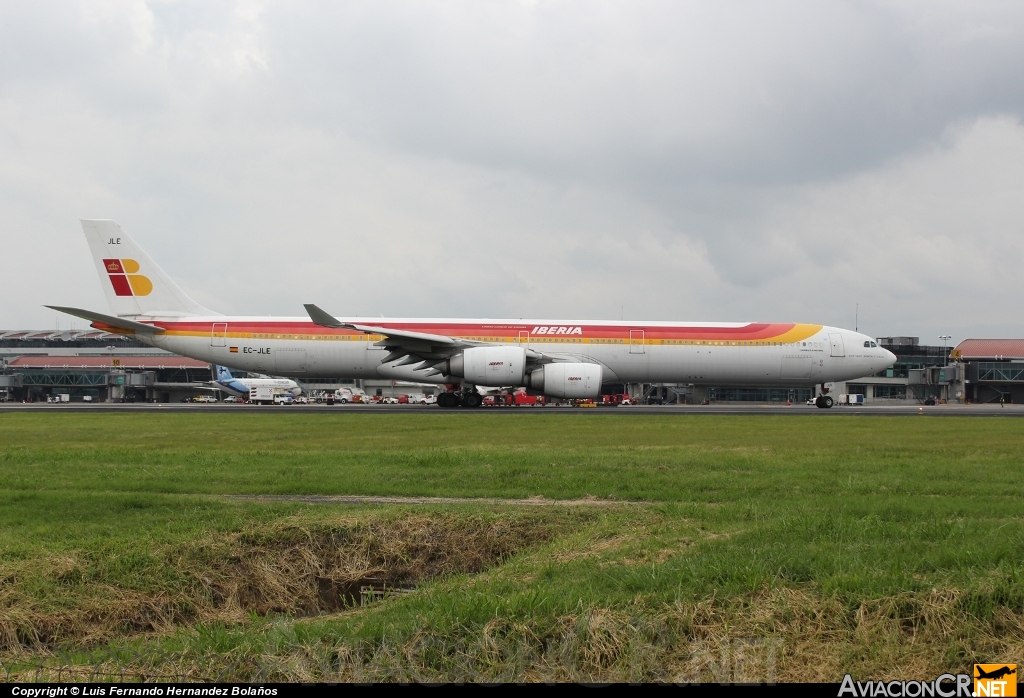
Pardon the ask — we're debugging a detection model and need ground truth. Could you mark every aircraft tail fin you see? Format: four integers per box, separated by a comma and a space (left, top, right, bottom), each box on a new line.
214, 365, 234, 382
81, 220, 217, 317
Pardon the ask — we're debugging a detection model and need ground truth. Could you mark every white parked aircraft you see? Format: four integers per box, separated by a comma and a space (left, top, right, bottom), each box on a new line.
50, 220, 896, 408
208, 365, 302, 399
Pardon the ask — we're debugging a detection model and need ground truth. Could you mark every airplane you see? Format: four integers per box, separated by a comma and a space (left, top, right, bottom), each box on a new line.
49, 220, 897, 409
207, 365, 302, 399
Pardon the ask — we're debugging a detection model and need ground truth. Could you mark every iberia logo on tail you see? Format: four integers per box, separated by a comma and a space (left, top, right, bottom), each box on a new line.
103, 259, 153, 297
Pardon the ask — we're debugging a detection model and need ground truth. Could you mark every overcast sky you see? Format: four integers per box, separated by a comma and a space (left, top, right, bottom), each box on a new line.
2, 1, 1023, 342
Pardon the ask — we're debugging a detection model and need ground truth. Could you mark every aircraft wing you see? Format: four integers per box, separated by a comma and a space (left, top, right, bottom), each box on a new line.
304, 304, 491, 375
305, 304, 464, 346
46, 306, 165, 335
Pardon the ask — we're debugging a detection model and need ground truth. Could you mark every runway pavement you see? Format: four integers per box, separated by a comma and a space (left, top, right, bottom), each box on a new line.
1, 402, 1021, 416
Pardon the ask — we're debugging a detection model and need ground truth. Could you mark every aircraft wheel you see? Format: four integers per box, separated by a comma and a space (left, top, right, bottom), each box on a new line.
822, 395, 833, 408
462, 393, 483, 408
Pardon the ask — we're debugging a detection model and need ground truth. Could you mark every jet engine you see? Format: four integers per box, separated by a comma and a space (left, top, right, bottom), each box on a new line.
444, 346, 526, 386
526, 362, 602, 399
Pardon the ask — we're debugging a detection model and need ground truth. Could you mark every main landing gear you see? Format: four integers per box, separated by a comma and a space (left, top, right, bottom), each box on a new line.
437, 392, 460, 408
814, 385, 833, 409
437, 391, 483, 408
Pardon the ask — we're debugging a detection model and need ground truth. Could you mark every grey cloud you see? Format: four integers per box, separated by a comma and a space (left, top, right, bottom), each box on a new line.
262, 1, 1024, 184
2, 0, 1024, 343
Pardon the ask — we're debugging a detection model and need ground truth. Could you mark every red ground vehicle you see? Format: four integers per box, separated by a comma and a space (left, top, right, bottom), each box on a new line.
513, 392, 545, 406
397, 394, 410, 404
482, 390, 546, 406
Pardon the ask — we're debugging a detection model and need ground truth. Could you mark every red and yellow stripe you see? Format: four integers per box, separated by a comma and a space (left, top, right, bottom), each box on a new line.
92, 320, 822, 346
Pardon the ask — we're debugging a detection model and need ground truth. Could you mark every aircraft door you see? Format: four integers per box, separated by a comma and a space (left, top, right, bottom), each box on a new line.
629, 330, 645, 354
211, 323, 227, 347
829, 333, 846, 357
276, 348, 307, 373
518, 330, 530, 348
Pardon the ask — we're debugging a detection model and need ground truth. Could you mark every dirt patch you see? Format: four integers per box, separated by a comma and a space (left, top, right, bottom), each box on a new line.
0, 511, 559, 651
225, 494, 633, 507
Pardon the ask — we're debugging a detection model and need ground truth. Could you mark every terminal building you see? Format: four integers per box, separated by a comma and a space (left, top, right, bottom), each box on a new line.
0, 329, 362, 403
951, 339, 1024, 404
2, 329, 1021, 405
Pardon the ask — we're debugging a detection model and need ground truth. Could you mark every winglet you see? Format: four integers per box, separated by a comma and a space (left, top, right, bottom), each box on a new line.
46, 306, 165, 334
304, 304, 346, 328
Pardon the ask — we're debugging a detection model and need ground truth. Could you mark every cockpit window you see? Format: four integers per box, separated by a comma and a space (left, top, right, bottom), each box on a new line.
864, 341, 878, 348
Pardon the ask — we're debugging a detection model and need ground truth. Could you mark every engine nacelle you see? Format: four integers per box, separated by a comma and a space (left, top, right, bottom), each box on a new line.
446, 346, 526, 386
526, 362, 602, 399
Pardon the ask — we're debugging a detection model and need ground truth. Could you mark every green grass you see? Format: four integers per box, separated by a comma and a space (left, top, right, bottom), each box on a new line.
2, 412, 1022, 501
1, 412, 1022, 681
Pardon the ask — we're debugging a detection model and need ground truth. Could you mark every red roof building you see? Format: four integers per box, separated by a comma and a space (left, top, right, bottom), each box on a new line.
953, 339, 1024, 361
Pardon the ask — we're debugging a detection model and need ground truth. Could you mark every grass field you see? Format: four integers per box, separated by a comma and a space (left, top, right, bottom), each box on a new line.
1, 412, 1022, 681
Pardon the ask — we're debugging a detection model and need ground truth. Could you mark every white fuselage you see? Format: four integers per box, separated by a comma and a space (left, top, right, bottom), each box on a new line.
133, 316, 896, 387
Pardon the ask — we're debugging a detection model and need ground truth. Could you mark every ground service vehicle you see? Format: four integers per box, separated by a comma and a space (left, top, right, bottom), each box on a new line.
483, 391, 545, 407
50, 220, 898, 409
250, 386, 292, 405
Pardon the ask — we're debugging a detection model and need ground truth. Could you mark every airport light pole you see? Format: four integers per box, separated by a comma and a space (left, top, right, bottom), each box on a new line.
939, 335, 951, 366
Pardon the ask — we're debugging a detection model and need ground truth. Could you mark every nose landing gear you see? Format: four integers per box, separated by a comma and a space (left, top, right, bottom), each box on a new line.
814, 385, 834, 409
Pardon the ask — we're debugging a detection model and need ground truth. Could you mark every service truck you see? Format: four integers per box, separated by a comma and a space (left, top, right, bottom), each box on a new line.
250, 386, 292, 405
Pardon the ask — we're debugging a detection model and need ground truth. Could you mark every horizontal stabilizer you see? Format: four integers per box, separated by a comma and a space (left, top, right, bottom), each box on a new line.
46, 306, 166, 334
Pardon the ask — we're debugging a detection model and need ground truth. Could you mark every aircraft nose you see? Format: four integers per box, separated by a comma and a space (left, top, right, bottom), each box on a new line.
882, 349, 897, 368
